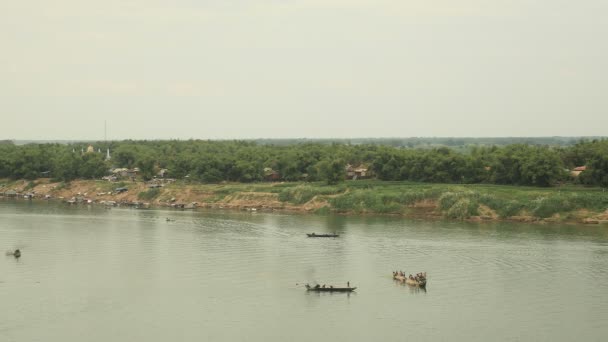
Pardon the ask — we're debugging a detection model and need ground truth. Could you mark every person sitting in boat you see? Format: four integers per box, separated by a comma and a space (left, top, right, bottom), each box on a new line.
14, 249, 21, 258
315, 284, 320, 289
330, 285, 333, 289
409, 274, 414, 280
322, 284, 326, 288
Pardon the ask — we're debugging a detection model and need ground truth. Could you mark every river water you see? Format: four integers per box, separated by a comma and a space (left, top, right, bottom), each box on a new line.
1, 200, 607, 341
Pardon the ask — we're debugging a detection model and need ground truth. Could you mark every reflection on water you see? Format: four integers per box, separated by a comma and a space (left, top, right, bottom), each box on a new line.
1, 200, 607, 341
393, 279, 427, 294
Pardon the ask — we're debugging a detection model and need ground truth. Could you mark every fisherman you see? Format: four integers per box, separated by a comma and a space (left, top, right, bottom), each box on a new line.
14, 249, 21, 258
315, 284, 320, 289
322, 284, 326, 288
347, 281, 350, 288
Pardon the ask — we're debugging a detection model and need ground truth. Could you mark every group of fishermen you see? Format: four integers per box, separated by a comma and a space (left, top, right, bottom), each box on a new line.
307, 281, 351, 289
8, 249, 21, 258
393, 271, 426, 281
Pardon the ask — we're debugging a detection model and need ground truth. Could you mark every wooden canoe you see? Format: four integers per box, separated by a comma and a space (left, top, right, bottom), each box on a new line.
307, 233, 339, 238
305, 284, 355, 292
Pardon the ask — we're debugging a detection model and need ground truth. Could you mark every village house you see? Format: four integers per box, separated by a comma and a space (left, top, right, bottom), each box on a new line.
571, 166, 587, 177
111, 167, 139, 179
263, 167, 280, 181
345, 164, 371, 180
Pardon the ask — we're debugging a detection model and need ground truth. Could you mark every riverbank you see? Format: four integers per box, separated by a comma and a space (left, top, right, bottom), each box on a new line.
1, 178, 607, 224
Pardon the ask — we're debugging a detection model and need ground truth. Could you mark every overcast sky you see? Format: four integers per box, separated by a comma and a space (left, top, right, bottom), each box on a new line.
1, 0, 607, 140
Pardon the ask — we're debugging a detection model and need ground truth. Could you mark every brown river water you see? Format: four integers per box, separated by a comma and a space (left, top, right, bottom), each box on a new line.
1, 200, 607, 341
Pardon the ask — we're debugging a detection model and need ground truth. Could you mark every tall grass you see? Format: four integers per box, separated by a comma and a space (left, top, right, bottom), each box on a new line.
138, 188, 160, 200
164, 180, 608, 219
438, 192, 479, 219
278, 184, 345, 204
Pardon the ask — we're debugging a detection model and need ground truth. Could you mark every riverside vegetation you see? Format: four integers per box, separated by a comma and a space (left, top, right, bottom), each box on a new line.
1, 179, 607, 224
1, 139, 607, 223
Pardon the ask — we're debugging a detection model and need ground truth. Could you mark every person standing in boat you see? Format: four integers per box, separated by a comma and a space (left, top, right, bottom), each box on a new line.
347, 281, 350, 288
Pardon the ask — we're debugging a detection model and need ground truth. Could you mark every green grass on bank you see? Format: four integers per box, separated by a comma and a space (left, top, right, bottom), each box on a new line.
175, 180, 608, 220
4, 178, 606, 221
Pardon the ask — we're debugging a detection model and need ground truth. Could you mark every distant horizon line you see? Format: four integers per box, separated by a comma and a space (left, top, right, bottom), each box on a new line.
7, 136, 606, 143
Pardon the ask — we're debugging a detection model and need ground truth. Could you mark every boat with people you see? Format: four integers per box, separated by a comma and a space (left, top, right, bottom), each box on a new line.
393, 271, 427, 287
5, 249, 21, 258
305, 284, 356, 292
307, 233, 339, 238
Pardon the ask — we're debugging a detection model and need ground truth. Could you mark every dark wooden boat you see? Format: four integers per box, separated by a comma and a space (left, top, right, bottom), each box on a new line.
307, 233, 339, 238
305, 284, 355, 292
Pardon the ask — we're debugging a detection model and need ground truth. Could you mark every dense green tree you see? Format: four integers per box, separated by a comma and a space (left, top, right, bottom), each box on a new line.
0, 138, 605, 188
316, 158, 345, 185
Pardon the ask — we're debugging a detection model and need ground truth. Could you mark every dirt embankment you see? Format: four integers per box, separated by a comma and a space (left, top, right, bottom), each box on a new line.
0, 179, 301, 212
2, 179, 607, 225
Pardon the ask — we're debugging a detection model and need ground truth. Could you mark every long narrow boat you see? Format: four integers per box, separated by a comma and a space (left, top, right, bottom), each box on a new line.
405, 278, 426, 287
393, 273, 427, 287
307, 233, 339, 238
305, 284, 356, 292
393, 274, 407, 282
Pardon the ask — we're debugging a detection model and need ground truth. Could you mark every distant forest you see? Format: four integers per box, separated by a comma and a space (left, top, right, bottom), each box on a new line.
11, 136, 604, 148
1, 138, 607, 187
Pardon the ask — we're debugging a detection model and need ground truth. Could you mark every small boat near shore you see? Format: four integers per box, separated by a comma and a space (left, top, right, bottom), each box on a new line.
307, 233, 339, 238
305, 284, 356, 292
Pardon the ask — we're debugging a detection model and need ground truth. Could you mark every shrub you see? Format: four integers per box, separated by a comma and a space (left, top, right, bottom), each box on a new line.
55, 182, 69, 190
495, 200, 525, 218
24, 181, 37, 191
278, 185, 343, 204
531, 196, 574, 218
445, 198, 478, 219
138, 188, 161, 200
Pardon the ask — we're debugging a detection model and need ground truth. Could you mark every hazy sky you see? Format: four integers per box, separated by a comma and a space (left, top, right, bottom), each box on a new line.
1, 0, 607, 140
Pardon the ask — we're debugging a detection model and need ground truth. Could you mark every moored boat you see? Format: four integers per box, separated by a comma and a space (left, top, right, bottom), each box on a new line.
307, 233, 339, 238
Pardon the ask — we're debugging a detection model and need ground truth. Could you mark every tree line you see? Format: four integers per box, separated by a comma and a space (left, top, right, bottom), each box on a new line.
0, 139, 607, 187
